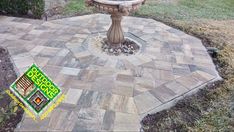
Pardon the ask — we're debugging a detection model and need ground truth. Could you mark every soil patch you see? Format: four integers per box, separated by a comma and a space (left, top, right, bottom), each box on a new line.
0, 47, 24, 132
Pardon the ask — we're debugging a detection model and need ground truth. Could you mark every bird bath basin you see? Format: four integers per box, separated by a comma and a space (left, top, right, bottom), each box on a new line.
86, 0, 145, 55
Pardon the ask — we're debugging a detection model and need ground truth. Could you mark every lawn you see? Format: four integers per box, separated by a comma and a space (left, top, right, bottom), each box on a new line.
64, 0, 92, 15
64, 0, 234, 20
136, 0, 234, 20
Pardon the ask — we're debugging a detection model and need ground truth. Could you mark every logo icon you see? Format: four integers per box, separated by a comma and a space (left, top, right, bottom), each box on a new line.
10, 64, 61, 115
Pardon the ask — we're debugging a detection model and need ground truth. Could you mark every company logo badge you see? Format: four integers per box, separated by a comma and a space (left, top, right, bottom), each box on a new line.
9, 64, 62, 117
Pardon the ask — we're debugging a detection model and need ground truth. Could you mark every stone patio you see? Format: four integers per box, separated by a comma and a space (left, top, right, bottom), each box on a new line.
0, 14, 220, 131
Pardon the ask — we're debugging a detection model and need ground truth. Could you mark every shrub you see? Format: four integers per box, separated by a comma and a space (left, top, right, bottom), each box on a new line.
0, 0, 28, 15
0, 0, 44, 19
28, 0, 45, 19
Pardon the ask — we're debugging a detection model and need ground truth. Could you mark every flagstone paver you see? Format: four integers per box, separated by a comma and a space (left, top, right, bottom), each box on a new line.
0, 14, 221, 131
64, 88, 83, 105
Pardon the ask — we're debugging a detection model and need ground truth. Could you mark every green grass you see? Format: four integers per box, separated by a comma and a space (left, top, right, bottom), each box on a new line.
135, 0, 234, 20
195, 107, 231, 131
63, 0, 234, 20
64, 0, 91, 15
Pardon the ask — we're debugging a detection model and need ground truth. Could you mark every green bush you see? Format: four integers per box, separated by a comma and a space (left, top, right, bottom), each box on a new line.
0, 0, 44, 19
28, 0, 45, 19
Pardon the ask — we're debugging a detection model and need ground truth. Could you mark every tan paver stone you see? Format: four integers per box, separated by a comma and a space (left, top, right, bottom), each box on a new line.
194, 56, 213, 64
74, 108, 106, 131
121, 59, 135, 69
62, 78, 92, 90
63, 88, 83, 105
127, 56, 146, 66
154, 61, 172, 71
56, 34, 73, 41
165, 81, 189, 95
53, 74, 71, 88
0, 16, 14, 21
29, 45, 45, 56
29, 38, 48, 46
38, 46, 61, 57
135, 77, 155, 89
3, 39, 29, 48
140, 61, 156, 69
46, 56, 68, 66
13, 54, 34, 69
18, 117, 49, 131
74, 34, 89, 39
22, 44, 36, 52
112, 81, 134, 97
60, 67, 81, 76
146, 47, 161, 54
42, 65, 62, 80
172, 64, 191, 76
143, 27, 155, 34
20, 34, 37, 41
48, 109, 69, 130
34, 56, 50, 67
116, 69, 132, 75
7, 46, 27, 56
113, 112, 140, 132
104, 58, 118, 68
136, 54, 153, 63
6, 21, 32, 30
196, 70, 215, 81
56, 48, 70, 57
74, 51, 92, 60
116, 74, 134, 82
39, 32, 57, 39
134, 91, 162, 114
176, 74, 204, 90
175, 54, 194, 65
78, 70, 98, 82
42, 22, 64, 29
105, 94, 138, 114
160, 70, 175, 81
91, 76, 115, 93
28, 29, 44, 35
77, 90, 110, 109
63, 120, 77, 131
150, 85, 177, 103
155, 80, 167, 87
69, 37, 85, 43
133, 85, 149, 97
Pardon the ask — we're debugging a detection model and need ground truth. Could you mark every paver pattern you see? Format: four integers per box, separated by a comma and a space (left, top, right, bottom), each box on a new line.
0, 14, 220, 131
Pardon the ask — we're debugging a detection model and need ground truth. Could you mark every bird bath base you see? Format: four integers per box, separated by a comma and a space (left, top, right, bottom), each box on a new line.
85, 0, 145, 50
106, 13, 124, 48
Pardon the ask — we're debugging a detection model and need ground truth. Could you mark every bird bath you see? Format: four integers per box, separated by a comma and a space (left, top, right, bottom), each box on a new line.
86, 0, 145, 55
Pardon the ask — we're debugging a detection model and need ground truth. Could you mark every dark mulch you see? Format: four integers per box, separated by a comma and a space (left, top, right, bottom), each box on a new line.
0, 46, 24, 132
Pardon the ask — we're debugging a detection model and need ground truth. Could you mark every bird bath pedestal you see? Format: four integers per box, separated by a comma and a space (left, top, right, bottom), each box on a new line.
85, 0, 145, 48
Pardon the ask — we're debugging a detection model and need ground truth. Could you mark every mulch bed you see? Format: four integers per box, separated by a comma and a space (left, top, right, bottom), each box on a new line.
0, 47, 24, 132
